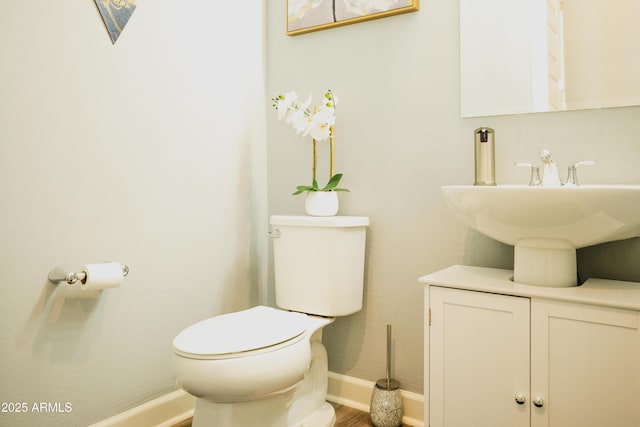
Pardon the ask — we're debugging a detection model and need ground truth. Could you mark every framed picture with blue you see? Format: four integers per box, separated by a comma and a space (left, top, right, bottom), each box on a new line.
287, 0, 419, 35
94, 0, 136, 43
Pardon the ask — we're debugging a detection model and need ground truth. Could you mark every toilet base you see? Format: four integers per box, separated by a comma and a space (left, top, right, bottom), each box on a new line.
190, 318, 335, 426
192, 393, 289, 427
192, 397, 335, 427
297, 401, 335, 427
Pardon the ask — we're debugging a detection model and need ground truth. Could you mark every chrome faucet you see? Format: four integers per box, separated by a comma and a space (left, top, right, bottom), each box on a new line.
515, 150, 595, 186
514, 162, 541, 186
538, 149, 561, 187
565, 160, 596, 186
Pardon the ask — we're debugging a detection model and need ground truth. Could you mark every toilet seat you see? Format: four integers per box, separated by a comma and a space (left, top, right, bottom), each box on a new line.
172, 306, 309, 360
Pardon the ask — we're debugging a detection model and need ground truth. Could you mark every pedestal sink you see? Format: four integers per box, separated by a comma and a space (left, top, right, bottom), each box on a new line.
442, 185, 640, 287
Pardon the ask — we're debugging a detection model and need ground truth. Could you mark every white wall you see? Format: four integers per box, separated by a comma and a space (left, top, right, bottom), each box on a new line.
266, 0, 640, 394
0, 1, 266, 426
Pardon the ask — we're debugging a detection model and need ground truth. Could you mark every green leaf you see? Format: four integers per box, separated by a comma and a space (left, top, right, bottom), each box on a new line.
291, 174, 349, 195
321, 173, 343, 191
292, 185, 314, 195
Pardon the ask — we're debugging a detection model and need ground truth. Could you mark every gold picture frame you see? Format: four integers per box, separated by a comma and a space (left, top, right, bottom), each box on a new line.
287, 0, 419, 36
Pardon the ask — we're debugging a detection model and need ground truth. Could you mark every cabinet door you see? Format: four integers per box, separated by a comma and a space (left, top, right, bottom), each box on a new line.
531, 300, 640, 427
430, 287, 530, 427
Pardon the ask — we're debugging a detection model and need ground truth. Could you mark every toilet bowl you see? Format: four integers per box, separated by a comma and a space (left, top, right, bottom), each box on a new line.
171, 215, 369, 426
172, 306, 335, 426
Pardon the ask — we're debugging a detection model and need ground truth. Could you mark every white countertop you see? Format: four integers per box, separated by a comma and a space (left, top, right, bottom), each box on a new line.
419, 265, 640, 311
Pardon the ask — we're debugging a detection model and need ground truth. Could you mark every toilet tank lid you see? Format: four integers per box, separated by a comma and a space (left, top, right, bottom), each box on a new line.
172, 306, 308, 358
270, 215, 369, 227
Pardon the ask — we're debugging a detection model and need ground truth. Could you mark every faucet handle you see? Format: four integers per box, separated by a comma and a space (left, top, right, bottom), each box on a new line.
565, 160, 595, 186
539, 149, 554, 163
515, 162, 541, 186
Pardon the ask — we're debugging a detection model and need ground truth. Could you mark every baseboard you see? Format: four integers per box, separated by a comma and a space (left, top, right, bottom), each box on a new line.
326, 372, 424, 427
89, 372, 424, 427
88, 389, 195, 427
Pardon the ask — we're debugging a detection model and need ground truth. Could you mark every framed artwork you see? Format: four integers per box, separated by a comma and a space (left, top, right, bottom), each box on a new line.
287, 0, 419, 36
94, 0, 137, 43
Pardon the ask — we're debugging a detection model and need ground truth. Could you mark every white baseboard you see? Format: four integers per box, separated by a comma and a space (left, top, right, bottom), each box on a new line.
88, 389, 195, 427
326, 372, 424, 427
90, 372, 424, 427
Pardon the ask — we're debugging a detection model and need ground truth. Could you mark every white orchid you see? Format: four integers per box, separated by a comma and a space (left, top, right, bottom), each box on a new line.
272, 90, 336, 142
271, 90, 348, 195
302, 106, 336, 141
275, 91, 297, 120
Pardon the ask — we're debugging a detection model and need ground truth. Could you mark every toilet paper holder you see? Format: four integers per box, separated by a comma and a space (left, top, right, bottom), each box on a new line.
48, 264, 129, 285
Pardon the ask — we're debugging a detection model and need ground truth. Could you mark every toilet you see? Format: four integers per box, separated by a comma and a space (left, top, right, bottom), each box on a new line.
171, 215, 369, 427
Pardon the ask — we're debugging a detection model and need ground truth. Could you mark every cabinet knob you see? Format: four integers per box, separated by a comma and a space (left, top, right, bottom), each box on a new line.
533, 397, 544, 408
514, 394, 526, 405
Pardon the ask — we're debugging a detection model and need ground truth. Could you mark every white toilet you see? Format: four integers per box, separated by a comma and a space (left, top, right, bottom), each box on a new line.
171, 215, 369, 427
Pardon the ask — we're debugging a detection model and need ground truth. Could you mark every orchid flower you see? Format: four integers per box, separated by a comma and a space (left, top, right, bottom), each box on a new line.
271, 90, 348, 195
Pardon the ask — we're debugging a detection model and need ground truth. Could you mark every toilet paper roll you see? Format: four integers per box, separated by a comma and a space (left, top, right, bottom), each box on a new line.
80, 262, 124, 290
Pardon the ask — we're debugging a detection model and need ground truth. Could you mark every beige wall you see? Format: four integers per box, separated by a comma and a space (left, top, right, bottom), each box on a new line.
266, 1, 640, 394
0, 1, 266, 426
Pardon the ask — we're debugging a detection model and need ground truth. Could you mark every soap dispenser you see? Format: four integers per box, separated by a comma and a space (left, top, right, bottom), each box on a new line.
474, 127, 496, 186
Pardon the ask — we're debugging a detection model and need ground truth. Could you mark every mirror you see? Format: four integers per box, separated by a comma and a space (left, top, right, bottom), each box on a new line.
460, 0, 640, 117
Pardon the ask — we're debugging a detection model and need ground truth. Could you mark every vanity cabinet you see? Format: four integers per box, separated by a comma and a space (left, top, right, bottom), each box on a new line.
429, 287, 530, 426
421, 265, 640, 427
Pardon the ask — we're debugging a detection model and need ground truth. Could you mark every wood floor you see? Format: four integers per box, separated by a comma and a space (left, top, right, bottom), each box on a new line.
331, 402, 410, 426
172, 402, 408, 426
331, 402, 374, 426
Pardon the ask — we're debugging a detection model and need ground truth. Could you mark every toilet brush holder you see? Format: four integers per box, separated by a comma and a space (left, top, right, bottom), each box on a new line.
370, 325, 403, 427
371, 379, 403, 427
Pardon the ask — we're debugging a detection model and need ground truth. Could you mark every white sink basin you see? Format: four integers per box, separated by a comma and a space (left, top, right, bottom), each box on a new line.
442, 185, 640, 287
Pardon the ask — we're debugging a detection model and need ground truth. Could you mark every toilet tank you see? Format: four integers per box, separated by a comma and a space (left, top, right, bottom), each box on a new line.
270, 215, 369, 317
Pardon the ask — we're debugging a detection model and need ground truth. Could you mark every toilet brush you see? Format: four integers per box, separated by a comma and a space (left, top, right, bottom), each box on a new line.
370, 324, 403, 427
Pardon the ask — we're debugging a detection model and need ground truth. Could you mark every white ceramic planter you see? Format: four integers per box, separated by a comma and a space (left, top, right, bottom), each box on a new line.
305, 191, 339, 216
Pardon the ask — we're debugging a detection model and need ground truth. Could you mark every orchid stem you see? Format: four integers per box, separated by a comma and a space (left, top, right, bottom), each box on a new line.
312, 104, 318, 184
312, 138, 317, 184
329, 125, 335, 179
